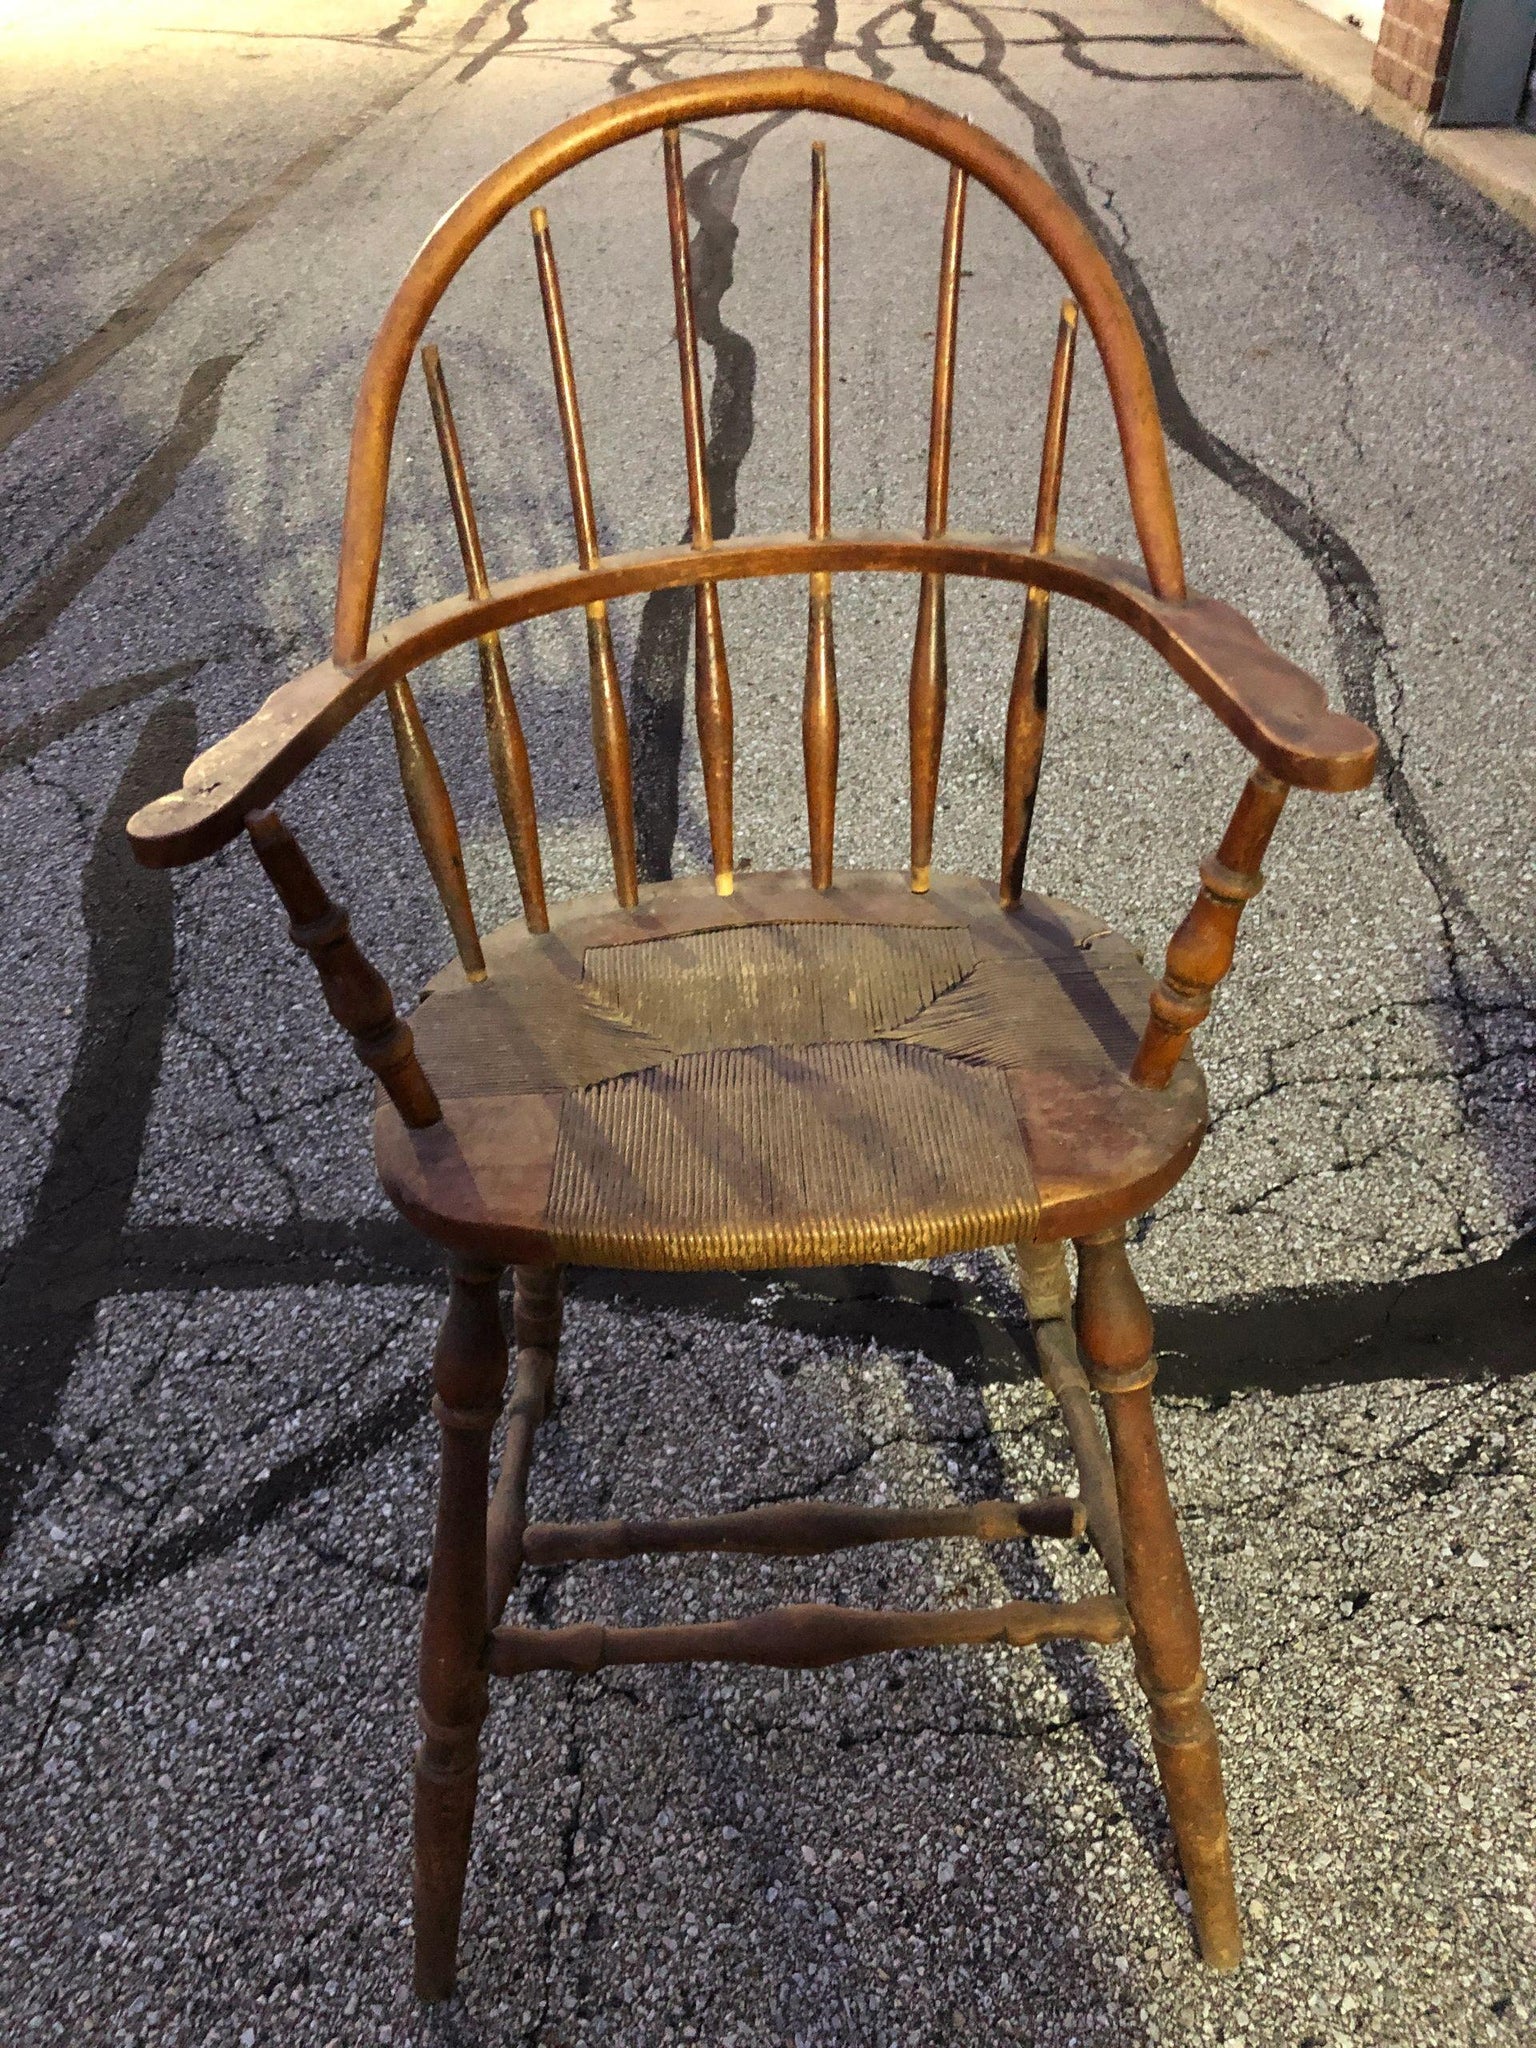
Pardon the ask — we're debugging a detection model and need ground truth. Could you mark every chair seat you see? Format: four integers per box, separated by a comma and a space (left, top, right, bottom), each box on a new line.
376, 871, 1207, 1270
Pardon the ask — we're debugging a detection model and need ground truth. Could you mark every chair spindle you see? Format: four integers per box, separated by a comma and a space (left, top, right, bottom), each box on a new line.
663, 128, 735, 897
385, 676, 486, 980
1001, 298, 1078, 907
908, 164, 968, 894
804, 141, 839, 892
245, 806, 441, 1128
420, 346, 550, 936
530, 205, 639, 909
1130, 767, 1289, 1088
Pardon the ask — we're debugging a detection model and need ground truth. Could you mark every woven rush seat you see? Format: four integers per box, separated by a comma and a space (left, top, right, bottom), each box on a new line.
377, 870, 1206, 1270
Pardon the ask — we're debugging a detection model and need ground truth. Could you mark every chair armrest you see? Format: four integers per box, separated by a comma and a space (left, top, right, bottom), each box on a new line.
125, 532, 1379, 870
1103, 568, 1377, 793
128, 657, 367, 869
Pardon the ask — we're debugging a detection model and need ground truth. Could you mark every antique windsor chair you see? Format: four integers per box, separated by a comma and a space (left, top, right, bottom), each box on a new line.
128, 70, 1377, 2002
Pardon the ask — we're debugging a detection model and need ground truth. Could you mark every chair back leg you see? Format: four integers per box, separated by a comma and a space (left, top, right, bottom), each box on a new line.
1074, 1226, 1243, 1970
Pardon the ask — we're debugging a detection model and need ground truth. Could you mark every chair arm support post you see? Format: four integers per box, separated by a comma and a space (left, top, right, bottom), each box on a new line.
1130, 768, 1288, 1089
245, 807, 441, 1128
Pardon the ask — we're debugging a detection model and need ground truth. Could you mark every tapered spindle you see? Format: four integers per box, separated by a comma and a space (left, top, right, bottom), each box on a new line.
804, 141, 838, 892
663, 128, 734, 896
909, 164, 967, 895
530, 205, 639, 909
245, 807, 441, 1128
384, 677, 486, 979
420, 346, 549, 935
1000, 299, 1078, 907
1130, 767, 1289, 1087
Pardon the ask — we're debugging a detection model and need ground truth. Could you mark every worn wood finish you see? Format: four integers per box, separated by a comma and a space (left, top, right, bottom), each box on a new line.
244, 806, 441, 1128
484, 1264, 563, 1625
488, 1592, 1130, 1676
373, 871, 1208, 1271
384, 676, 485, 979
908, 164, 967, 895
128, 533, 1376, 872
530, 206, 639, 909
804, 143, 839, 892
420, 345, 549, 933
663, 127, 734, 896
1016, 1239, 1124, 1594
1001, 299, 1078, 906
123, 73, 1388, 2003
1131, 768, 1289, 1088
414, 1261, 509, 2002
330, 67, 1190, 661
522, 1493, 1083, 1565
1074, 1226, 1242, 1969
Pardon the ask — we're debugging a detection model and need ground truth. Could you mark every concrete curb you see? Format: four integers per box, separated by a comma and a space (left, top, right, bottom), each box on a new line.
1205, 0, 1536, 234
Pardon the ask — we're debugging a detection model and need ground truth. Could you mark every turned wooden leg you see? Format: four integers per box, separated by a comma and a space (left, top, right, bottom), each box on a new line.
1016, 1241, 1125, 1594
486, 1266, 564, 1626
414, 1260, 510, 2003
1074, 1227, 1242, 1970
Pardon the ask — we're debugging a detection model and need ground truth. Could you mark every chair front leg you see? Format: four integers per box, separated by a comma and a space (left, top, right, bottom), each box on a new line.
414, 1260, 510, 2003
1074, 1227, 1242, 1970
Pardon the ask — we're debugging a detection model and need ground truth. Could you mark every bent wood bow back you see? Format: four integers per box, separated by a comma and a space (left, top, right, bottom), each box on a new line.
332, 67, 1186, 660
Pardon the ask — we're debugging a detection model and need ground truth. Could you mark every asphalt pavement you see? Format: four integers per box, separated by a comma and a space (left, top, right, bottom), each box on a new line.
1, 3, 1532, 2043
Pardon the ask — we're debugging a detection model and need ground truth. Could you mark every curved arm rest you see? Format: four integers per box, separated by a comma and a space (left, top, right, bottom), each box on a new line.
126, 531, 1377, 869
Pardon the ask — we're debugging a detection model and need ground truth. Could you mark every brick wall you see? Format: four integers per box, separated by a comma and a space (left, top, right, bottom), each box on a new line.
1373, 0, 1461, 113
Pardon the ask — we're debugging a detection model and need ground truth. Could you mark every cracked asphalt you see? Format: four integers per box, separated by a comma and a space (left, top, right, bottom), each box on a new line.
1, 2, 1532, 2043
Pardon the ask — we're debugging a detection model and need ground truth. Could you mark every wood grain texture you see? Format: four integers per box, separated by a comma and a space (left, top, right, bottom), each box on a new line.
1001, 299, 1078, 906
522, 1494, 1084, 1564
1017, 1239, 1125, 1594
487, 1592, 1130, 1675
804, 143, 839, 891
129, 532, 1376, 871
413, 1262, 508, 2001
420, 345, 548, 933
384, 675, 485, 980
908, 164, 967, 893
1075, 1227, 1242, 1969
245, 806, 441, 1128
330, 66, 1189, 661
664, 126, 734, 895
372, 871, 1208, 1267
484, 1264, 561, 1625
530, 205, 639, 908
1131, 769, 1289, 1088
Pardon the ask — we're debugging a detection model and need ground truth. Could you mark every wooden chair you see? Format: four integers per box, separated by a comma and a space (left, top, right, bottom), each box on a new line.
128, 69, 1377, 2002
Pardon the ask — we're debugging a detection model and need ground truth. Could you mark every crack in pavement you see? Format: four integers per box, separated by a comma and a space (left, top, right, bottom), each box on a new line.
3, 0, 1530, 1656
901, 0, 1528, 1086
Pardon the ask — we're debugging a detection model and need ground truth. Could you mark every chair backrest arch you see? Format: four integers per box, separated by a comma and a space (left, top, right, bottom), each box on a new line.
332, 65, 1185, 669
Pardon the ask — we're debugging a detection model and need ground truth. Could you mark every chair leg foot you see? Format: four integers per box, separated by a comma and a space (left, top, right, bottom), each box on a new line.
413, 1721, 483, 2002
1148, 1703, 1243, 1968
1074, 1226, 1243, 1971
